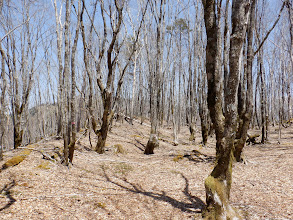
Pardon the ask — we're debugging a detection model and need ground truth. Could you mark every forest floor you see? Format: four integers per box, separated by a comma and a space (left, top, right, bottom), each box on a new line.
0, 119, 292, 220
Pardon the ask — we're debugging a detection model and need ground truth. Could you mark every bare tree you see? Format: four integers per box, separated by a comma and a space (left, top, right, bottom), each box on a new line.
144, 0, 165, 154
234, 0, 256, 162
0, 42, 7, 159
68, 0, 82, 163
234, 1, 286, 160
286, 0, 293, 118
81, 0, 148, 154
53, 0, 65, 137
202, 0, 250, 218
1, 0, 43, 149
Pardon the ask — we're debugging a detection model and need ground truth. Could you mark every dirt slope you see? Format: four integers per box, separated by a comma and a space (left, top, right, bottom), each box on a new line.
0, 121, 292, 219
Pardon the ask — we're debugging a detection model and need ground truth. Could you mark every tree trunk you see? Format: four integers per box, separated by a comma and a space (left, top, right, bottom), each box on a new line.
131, 51, 138, 121
145, 0, 164, 155
199, 105, 209, 146
0, 43, 7, 159
68, 0, 81, 163
95, 93, 113, 154
171, 65, 178, 145
234, 0, 256, 162
13, 114, 23, 149
202, 0, 249, 218
54, 0, 64, 137
62, 0, 71, 166
260, 55, 266, 144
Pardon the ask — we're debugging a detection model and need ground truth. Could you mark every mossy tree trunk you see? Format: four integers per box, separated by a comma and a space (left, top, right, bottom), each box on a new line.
202, 0, 250, 218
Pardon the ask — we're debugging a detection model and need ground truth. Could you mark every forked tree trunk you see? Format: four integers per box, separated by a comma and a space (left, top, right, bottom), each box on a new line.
234, 0, 256, 162
81, 0, 147, 154
202, 0, 249, 218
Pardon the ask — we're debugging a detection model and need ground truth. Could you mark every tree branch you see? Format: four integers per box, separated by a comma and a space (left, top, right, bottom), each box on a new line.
254, 1, 285, 56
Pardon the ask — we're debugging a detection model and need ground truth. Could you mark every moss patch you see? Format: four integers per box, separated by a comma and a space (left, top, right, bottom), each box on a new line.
20, 149, 32, 156
114, 144, 126, 154
94, 202, 106, 209
1, 149, 32, 171
131, 134, 143, 139
36, 161, 51, 170
173, 154, 184, 162
114, 163, 133, 175
1, 156, 26, 170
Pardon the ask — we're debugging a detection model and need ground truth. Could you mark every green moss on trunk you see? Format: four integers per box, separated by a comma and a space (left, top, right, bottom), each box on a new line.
203, 158, 241, 219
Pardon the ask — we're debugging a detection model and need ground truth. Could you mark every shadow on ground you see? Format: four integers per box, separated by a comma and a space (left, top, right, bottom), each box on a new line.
0, 180, 16, 211
101, 166, 205, 214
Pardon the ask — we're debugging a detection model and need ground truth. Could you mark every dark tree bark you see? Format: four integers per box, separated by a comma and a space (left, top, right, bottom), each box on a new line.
234, 0, 256, 162
202, 0, 250, 218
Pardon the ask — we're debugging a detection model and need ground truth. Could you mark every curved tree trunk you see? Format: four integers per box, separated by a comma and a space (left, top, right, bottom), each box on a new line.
202, 0, 249, 218
234, 0, 256, 162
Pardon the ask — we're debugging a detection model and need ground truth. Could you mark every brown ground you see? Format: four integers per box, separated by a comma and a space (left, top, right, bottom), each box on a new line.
0, 120, 292, 219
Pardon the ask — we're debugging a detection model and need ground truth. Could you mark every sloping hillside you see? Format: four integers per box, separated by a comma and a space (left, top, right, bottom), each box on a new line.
0, 121, 292, 219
